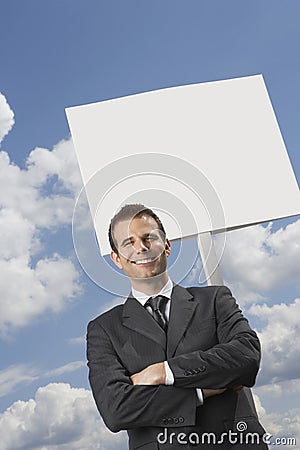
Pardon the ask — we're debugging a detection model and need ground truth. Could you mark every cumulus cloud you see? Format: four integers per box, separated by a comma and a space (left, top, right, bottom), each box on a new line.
0, 95, 83, 336
255, 378, 300, 398
0, 140, 82, 229
0, 383, 126, 450
0, 252, 82, 337
0, 93, 14, 144
253, 393, 300, 448
214, 220, 300, 303
249, 298, 300, 385
26, 138, 83, 200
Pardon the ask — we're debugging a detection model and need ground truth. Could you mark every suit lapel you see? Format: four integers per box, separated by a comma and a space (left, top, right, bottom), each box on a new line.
167, 284, 197, 358
122, 285, 197, 356
122, 294, 167, 349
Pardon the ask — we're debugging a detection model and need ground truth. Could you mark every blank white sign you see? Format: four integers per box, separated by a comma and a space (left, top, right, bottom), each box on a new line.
66, 75, 300, 255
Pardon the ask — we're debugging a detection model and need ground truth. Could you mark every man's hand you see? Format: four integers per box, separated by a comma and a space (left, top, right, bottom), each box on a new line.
202, 388, 226, 399
130, 362, 166, 385
233, 384, 243, 393
203, 385, 243, 399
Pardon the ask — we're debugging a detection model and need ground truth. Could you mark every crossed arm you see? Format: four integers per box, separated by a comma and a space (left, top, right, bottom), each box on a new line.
130, 362, 229, 398
87, 286, 260, 432
87, 320, 198, 432
131, 286, 260, 394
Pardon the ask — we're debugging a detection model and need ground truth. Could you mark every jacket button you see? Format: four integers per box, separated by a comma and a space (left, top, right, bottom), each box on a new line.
162, 418, 168, 425
174, 417, 179, 424
169, 418, 174, 424
179, 417, 184, 423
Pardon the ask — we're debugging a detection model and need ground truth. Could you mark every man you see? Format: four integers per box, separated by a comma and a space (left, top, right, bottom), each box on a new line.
87, 204, 268, 449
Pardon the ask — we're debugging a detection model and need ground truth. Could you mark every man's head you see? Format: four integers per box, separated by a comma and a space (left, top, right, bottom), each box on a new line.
108, 204, 171, 283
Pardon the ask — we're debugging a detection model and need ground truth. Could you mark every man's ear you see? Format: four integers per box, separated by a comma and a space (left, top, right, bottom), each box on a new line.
110, 251, 123, 270
165, 238, 171, 257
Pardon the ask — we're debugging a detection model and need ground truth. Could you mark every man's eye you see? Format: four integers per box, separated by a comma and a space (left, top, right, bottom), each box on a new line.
146, 235, 157, 241
123, 241, 132, 247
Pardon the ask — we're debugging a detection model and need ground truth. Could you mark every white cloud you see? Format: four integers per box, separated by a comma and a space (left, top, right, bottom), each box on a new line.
250, 298, 300, 385
26, 138, 82, 200
253, 393, 300, 448
254, 383, 284, 398
0, 253, 82, 337
0, 365, 39, 398
0, 95, 84, 336
0, 383, 126, 450
69, 335, 86, 345
0, 140, 82, 229
0, 362, 86, 399
0, 208, 39, 260
255, 378, 300, 400
45, 361, 86, 377
0, 93, 14, 144
214, 220, 300, 303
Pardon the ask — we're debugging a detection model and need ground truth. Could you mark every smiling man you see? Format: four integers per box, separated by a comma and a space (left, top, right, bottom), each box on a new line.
87, 204, 268, 449
109, 206, 170, 287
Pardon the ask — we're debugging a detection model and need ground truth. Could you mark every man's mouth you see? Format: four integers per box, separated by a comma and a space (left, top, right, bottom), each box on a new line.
131, 257, 157, 265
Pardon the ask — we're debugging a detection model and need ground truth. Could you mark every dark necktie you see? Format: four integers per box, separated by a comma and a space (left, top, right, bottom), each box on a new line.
145, 295, 168, 331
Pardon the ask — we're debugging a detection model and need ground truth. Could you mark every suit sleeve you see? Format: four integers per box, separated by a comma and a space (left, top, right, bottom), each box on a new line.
168, 286, 261, 389
87, 319, 197, 432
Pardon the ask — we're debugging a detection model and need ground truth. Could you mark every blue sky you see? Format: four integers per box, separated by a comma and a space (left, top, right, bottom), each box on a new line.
0, 1, 300, 449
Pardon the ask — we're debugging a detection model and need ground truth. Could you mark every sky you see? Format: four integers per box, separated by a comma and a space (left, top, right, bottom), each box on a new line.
0, 1, 300, 449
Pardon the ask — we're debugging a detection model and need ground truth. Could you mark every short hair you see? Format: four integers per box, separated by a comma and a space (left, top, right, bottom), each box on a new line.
108, 203, 166, 254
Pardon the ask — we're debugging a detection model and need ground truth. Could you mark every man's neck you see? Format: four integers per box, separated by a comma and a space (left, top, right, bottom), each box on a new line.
130, 272, 169, 296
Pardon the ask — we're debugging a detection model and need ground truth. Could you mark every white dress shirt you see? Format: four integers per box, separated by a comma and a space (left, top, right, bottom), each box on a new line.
132, 278, 203, 405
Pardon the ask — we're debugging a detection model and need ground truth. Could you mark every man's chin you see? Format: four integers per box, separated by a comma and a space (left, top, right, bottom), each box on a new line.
131, 270, 167, 281
132, 273, 156, 280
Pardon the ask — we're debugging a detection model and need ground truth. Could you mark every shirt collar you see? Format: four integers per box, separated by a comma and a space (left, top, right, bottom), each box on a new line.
132, 277, 173, 307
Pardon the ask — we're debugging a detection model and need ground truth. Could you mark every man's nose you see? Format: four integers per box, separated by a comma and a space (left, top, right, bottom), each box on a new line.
134, 239, 149, 253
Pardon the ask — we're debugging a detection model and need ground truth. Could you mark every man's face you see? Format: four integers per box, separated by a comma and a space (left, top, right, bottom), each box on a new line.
110, 215, 171, 281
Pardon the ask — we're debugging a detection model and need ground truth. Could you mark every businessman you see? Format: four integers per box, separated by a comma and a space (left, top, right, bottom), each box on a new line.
87, 203, 268, 449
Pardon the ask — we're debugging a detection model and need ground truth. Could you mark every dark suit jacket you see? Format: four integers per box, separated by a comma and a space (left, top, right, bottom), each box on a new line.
87, 285, 268, 449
